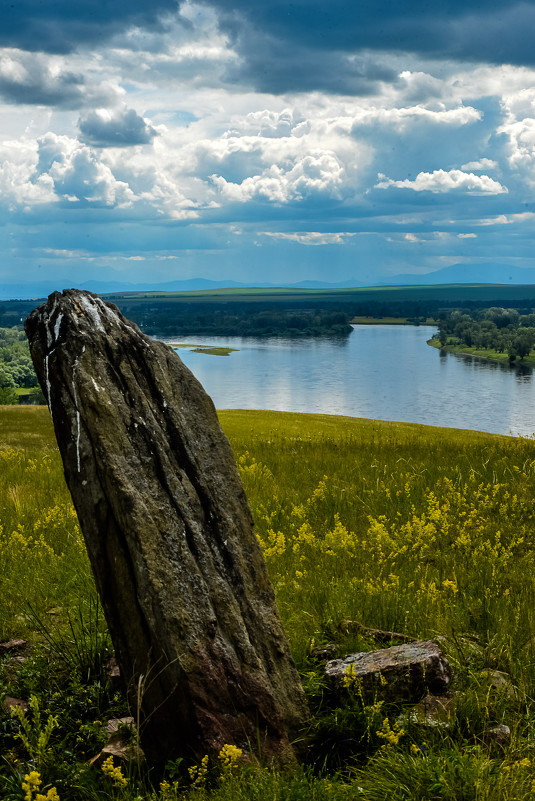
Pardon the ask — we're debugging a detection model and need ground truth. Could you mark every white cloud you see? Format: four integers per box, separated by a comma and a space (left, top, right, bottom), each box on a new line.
211, 150, 345, 203
38, 134, 136, 206
458, 233, 477, 238
375, 169, 508, 195
0, 48, 122, 109
473, 212, 535, 225
461, 158, 498, 171
0, 138, 56, 206
78, 106, 158, 147
260, 231, 356, 245
350, 104, 481, 131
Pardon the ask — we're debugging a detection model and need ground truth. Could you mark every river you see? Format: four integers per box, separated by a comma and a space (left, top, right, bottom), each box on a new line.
163, 325, 535, 437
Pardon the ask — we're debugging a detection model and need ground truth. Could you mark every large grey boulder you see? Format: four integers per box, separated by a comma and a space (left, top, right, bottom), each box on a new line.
325, 640, 451, 704
25, 289, 308, 766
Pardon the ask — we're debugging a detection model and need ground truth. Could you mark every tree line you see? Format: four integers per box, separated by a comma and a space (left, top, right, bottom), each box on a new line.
0, 328, 45, 404
437, 307, 535, 360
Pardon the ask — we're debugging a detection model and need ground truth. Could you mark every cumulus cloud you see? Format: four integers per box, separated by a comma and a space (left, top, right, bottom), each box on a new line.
43, 138, 136, 206
0, 139, 56, 206
211, 151, 346, 203
375, 169, 508, 195
78, 107, 158, 147
0, 49, 120, 108
461, 158, 498, 171
497, 89, 535, 183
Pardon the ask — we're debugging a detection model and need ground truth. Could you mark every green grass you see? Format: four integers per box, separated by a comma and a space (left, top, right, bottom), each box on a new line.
3, 407, 535, 799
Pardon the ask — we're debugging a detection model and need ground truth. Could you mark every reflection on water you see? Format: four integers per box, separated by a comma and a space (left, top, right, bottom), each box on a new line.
163, 326, 535, 437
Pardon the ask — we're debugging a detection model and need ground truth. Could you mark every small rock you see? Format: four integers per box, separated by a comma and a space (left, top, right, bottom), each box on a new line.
325, 640, 452, 703
404, 692, 455, 729
310, 643, 337, 661
482, 724, 511, 748
90, 740, 144, 768
480, 669, 517, 699
90, 716, 143, 767
0, 639, 27, 653
105, 717, 135, 735
3, 696, 29, 714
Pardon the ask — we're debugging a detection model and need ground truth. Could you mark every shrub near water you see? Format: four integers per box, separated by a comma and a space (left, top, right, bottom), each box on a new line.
3, 407, 535, 798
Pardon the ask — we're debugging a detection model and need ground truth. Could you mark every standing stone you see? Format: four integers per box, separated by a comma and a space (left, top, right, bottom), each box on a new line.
25, 289, 308, 765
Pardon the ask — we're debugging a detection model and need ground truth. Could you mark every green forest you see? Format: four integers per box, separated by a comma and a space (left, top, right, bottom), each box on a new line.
435, 308, 535, 363
0, 328, 45, 405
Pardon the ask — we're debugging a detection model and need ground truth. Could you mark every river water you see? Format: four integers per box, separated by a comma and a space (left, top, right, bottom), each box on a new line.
164, 325, 535, 437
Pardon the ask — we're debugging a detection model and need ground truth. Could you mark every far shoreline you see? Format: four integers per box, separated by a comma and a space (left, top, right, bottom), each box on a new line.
427, 336, 535, 370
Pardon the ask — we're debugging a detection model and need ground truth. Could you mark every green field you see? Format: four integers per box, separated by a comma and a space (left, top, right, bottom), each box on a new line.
105, 283, 535, 305
2, 407, 535, 799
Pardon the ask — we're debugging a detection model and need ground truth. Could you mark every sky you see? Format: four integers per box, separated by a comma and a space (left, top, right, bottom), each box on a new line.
2, 0, 535, 295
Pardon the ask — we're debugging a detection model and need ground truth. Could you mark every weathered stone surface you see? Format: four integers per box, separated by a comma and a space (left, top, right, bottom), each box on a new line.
89, 717, 140, 769
480, 669, 517, 699
402, 691, 455, 729
325, 641, 451, 703
482, 724, 511, 749
3, 696, 29, 714
25, 289, 308, 766
0, 639, 27, 653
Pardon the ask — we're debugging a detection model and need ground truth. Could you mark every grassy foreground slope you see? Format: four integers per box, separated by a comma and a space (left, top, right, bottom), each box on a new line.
2, 407, 535, 799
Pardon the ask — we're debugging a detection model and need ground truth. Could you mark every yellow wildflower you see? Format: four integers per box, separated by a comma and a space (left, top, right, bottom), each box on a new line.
188, 754, 209, 788
101, 755, 128, 788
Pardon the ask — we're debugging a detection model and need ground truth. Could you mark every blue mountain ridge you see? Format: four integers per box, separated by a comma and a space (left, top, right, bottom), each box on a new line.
2, 263, 535, 300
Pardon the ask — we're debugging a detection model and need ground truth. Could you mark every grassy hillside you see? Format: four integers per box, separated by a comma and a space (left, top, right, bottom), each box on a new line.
2, 407, 535, 799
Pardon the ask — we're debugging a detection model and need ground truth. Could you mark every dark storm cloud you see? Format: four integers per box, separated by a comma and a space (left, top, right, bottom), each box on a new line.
79, 108, 158, 147
208, 0, 535, 93
0, 0, 178, 53
223, 33, 397, 94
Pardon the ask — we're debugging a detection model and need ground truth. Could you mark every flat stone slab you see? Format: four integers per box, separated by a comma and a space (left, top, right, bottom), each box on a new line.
325, 640, 451, 703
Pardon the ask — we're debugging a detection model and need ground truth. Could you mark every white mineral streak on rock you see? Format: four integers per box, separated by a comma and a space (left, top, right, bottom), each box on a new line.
72, 354, 82, 473
46, 297, 58, 349
53, 313, 63, 342
78, 295, 106, 333
44, 353, 53, 417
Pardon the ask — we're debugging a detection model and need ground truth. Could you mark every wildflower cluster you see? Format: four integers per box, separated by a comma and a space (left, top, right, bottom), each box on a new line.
188, 754, 209, 789
101, 755, 128, 788
0, 445, 89, 638
239, 450, 535, 645
376, 717, 404, 748
21, 771, 60, 801
218, 743, 243, 780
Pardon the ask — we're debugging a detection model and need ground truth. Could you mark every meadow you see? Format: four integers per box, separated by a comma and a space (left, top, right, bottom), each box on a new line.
2, 406, 535, 799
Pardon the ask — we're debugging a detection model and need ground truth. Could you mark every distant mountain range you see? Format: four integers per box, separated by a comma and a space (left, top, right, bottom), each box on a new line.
385, 263, 535, 286
2, 263, 535, 300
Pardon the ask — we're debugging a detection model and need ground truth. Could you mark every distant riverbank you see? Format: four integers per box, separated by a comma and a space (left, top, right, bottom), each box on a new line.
351, 316, 438, 325
427, 336, 535, 370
